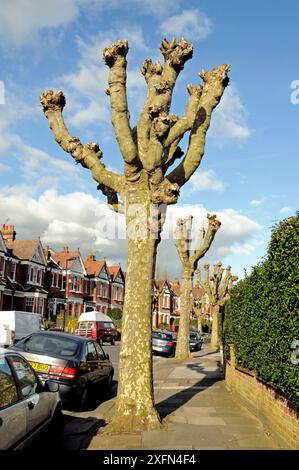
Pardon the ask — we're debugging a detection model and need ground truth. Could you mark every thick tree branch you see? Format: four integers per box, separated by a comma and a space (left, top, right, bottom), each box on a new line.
175, 215, 193, 266
97, 184, 124, 214
190, 214, 221, 270
103, 40, 140, 180
138, 60, 163, 164
138, 39, 192, 173
166, 64, 230, 187
40, 90, 122, 193
164, 84, 203, 148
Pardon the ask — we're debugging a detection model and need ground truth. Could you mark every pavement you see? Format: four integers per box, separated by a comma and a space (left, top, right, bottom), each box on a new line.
61, 344, 280, 450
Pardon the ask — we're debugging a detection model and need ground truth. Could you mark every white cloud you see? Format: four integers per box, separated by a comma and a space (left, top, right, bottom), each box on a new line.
0, 188, 261, 278
210, 84, 251, 147
280, 206, 293, 214
250, 199, 263, 206
189, 170, 225, 193
0, 0, 79, 46
58, 29, 148, 129
159, 9, 213, 41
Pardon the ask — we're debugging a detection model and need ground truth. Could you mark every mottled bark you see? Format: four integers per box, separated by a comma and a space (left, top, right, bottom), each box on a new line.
175, 267, 193, 360
40, 37, 229, 433
175, 214, 221, 360
210, 304, 220, 350
109, 227, 160, 431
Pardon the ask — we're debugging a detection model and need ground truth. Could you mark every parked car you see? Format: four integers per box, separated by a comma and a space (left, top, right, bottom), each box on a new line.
0, 348, 62, 450
152, 330, 176, 357
75, 311, 117, 345
189, 331, 203, 351
9, 331, 114, 409
0, 310, 43, 347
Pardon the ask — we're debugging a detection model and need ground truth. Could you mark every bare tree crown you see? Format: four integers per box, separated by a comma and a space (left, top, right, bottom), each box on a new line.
40, 38, 229, 211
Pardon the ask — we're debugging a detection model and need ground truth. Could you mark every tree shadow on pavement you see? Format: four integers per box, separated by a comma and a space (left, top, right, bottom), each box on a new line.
156, 362, 223, 419
60, 415, 106, 450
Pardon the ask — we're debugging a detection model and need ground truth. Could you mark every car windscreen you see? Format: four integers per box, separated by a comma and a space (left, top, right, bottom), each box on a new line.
15, 334, 79, 357
190, 333, 198, 340
152, 331, 173, 340
101, 322, 114, 329
78, 321, 94, 329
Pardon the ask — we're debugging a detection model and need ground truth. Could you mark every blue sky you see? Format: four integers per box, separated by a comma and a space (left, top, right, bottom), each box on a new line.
0, 0, 298, 279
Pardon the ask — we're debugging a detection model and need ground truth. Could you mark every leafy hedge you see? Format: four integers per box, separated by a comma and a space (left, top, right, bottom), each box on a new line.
224, 213, 299, 409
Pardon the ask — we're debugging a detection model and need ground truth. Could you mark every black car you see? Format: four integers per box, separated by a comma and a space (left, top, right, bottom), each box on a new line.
189, 332, 203, 352
9, 331, 114, 409
152, 330, 176, 357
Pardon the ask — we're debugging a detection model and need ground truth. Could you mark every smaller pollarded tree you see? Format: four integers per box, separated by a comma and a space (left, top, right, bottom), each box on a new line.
175, 213, 221, 360
192, 294, 209, 333
196, 262, 238, 349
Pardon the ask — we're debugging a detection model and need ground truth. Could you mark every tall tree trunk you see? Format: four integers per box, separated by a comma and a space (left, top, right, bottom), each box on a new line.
105, 186, 163, 433
175, 268, 192, 360
211, 304, 220, 350
197, 314, 203, 334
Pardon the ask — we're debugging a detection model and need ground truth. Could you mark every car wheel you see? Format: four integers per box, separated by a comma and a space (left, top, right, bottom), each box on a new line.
111, 337, 115, 346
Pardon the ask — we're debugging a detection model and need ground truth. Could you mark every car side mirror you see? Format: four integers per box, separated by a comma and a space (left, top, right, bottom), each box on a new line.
44, 380, 59, 393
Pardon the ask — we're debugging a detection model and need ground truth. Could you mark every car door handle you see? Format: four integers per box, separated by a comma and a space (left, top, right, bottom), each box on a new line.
27, 401, 35, 410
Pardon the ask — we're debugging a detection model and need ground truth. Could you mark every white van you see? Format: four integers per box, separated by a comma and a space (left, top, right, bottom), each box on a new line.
0, 311, 43, 347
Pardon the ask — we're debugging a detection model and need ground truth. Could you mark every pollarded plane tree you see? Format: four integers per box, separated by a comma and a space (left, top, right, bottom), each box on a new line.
192, 293, 209, 334
196, 262, 238, 350
175, 214, 221, 360
40, 38, 229, 433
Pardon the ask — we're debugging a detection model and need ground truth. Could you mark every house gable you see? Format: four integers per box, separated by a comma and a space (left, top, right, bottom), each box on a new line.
98, 263, 110, 281
30, 242, 47, 266
69, 257, 86, 276
113, 269, 125, 285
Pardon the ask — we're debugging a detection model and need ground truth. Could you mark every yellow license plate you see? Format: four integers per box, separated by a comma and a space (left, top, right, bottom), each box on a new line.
29, 362, 50, 373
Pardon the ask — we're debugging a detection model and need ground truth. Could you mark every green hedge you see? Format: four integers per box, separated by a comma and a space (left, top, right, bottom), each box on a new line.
224, 213, 299, 409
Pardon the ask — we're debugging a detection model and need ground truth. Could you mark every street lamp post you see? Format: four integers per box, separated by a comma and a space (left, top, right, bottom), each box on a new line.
63, 257, 77, 331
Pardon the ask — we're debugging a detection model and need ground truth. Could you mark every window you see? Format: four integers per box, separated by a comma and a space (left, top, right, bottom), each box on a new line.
94, 342, 105, 359
86, 342, 97, 362
0, 256, 5, 278
15, 334, 78, 356
9, 356, 39, 399
0, 358, 18, 409
25, 297, 34, 313
38, 298, 43, 316
10, 261, 17, 281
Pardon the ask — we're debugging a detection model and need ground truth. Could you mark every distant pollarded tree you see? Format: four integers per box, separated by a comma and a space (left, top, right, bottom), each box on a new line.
175, 214, 221, 359
196, 263, 238, 349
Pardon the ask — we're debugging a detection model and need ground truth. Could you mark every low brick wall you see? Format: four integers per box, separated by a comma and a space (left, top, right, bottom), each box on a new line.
225, 345, 299, 449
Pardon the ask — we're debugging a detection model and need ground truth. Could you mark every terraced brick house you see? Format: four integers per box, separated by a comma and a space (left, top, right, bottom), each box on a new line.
108, 265, 125, 311
84, 255, 111, 314
0, 224, 47, 315
50, 246, 87, 318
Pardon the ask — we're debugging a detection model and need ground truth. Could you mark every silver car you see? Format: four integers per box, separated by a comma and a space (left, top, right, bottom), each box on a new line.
0, 348, 62, 450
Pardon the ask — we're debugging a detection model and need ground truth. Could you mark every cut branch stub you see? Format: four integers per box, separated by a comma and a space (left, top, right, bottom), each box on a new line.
40, 89, 65, 112
103, 39, 129, 66
160, 38, 193, 70
141, 59, 163, 83
207, 213, 221, 231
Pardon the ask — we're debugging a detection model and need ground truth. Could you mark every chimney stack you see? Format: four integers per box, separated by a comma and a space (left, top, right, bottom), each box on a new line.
62, 246, 69, 253
87, 253, 96, 261
1, 224, 16, 242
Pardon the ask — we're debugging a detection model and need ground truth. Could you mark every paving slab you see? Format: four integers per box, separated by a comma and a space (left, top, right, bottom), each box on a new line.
87, 347, 279, 450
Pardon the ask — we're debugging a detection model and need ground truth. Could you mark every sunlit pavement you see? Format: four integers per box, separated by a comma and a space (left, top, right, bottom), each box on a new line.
55, 342, 279, 450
